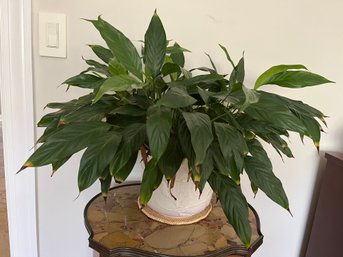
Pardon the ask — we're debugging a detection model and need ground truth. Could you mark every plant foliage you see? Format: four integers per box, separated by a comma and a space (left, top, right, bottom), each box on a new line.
19, 11, 332, 247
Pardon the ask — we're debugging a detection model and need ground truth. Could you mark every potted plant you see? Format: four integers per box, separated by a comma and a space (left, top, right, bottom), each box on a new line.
19, 11, 332, 247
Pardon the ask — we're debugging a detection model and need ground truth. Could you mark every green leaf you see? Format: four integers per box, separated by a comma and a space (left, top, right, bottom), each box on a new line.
208, 173, 251, 247
241, 85, 260, 110
229, 56, 245, 86
182, 112, 213, 165
89, 44, 114, 64
146, 106, 173, 161
219, 44, 235, 68
158, 87, 197, 108
93, 74, 141, 103
198, 149, 214, 191
245, 139, 289, 210
255, 64, 307, 89
108, 58, 127, 76
88, 16, 143, 80
23, 122, 111, 168
256, 70, 333, 89
100, 171, 112, 197
177, 118, 196, 167
166, 44, 190, 54
110, 123, 146, 175
214, 122, 248, 176
113, 152, 138, 183
161, 62, 181, 77
170, 42, 185, 68
63, 74, 105, 89
197, 87, 214, 104
158, 134, 184, 180
144, 11, 167, 78
139, 159, 163, 205
78, 131, 121, 192
111, 105, 146, 116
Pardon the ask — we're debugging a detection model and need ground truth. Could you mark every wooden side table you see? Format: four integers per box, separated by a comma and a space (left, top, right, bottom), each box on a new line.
84, 183, 263, 257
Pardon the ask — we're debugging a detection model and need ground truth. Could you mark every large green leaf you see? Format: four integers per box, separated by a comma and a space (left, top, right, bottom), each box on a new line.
89, 16, 143, 80
21, 122, 111, 169
208, 173, 251, 247
158, 87, 197, 108
78, 131, 121, 192
93, 74, 141, 103
144, 11, 167, 78
146, 106, 173, 161
113, 151, 138, 183
182, 112, 213, 165
139, 159, 163, 205
255, 64, 307, 89
177, 118, 196, 167
214, 122, 248, 175
245, 139, 289, 210
265, 71, 332, 88
63, 74, 105, 89
89, 44, 114, 64
158, 134, 184, 180
198, 149, 214, 192
110, 123, 146, 175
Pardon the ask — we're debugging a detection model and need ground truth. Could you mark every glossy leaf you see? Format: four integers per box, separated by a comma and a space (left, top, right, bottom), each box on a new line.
161, 62, 181, 77
144, 11, 167, 78
93, 74, 141, 103
113, 152, 138, 183
255, 64, 307, 89
89, 16, 143, 80
108, 58, 127, 76
139, 159, 163, 205
177, 118, 196, 167
89, 44, 114, 64
208, 172, 251, 247
22, 122, 111, 168
78, 131, 121, 192
182, 112, 213, 165
255, 70, 332, 89
158, 87, 197, 108
214, 122, 248, 174
146, 106, 173, 161
245, 139, 289, 210
63, 74, 105, 89
170, 42, 185, 68
158, 134, 184, 180
110, 123, 146, 175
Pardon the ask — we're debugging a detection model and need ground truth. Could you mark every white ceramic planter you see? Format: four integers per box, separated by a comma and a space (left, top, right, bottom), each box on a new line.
141, 159, 213, 225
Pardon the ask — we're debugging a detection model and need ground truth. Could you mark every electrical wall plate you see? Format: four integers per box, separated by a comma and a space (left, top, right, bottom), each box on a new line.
39, 13, 67, 58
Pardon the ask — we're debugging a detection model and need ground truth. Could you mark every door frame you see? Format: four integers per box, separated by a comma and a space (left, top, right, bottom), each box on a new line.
0, 0, 38, 256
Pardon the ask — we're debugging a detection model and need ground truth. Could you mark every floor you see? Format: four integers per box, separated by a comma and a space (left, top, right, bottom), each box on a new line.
0, 127, 10, 257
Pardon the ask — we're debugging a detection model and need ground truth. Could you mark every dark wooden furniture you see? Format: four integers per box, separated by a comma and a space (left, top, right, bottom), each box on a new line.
84, 183, 263, 257
305, 152, 343, 257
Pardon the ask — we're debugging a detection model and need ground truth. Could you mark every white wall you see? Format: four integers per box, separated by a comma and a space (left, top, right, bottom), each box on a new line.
32, 1, 343, 257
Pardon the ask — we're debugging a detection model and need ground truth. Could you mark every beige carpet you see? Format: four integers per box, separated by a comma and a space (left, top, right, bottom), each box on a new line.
0, 127, 10, 257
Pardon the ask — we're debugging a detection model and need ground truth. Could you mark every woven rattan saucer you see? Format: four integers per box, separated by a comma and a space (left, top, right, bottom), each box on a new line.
138, 201, 212, 225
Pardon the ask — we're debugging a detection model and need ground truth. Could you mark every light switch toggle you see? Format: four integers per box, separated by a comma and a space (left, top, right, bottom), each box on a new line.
46, 22, 59, 48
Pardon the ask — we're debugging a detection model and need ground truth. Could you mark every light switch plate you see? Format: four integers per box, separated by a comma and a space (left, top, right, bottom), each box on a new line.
39, 13, 66, 58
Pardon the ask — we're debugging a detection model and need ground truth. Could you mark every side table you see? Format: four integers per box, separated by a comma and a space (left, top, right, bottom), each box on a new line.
84, 183, 263, 257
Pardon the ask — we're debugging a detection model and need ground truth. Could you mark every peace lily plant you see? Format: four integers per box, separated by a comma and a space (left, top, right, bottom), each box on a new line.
20, 11, 332, 247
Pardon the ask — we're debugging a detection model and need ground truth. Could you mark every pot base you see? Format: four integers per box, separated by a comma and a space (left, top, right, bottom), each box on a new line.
138, 201, 212, 225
